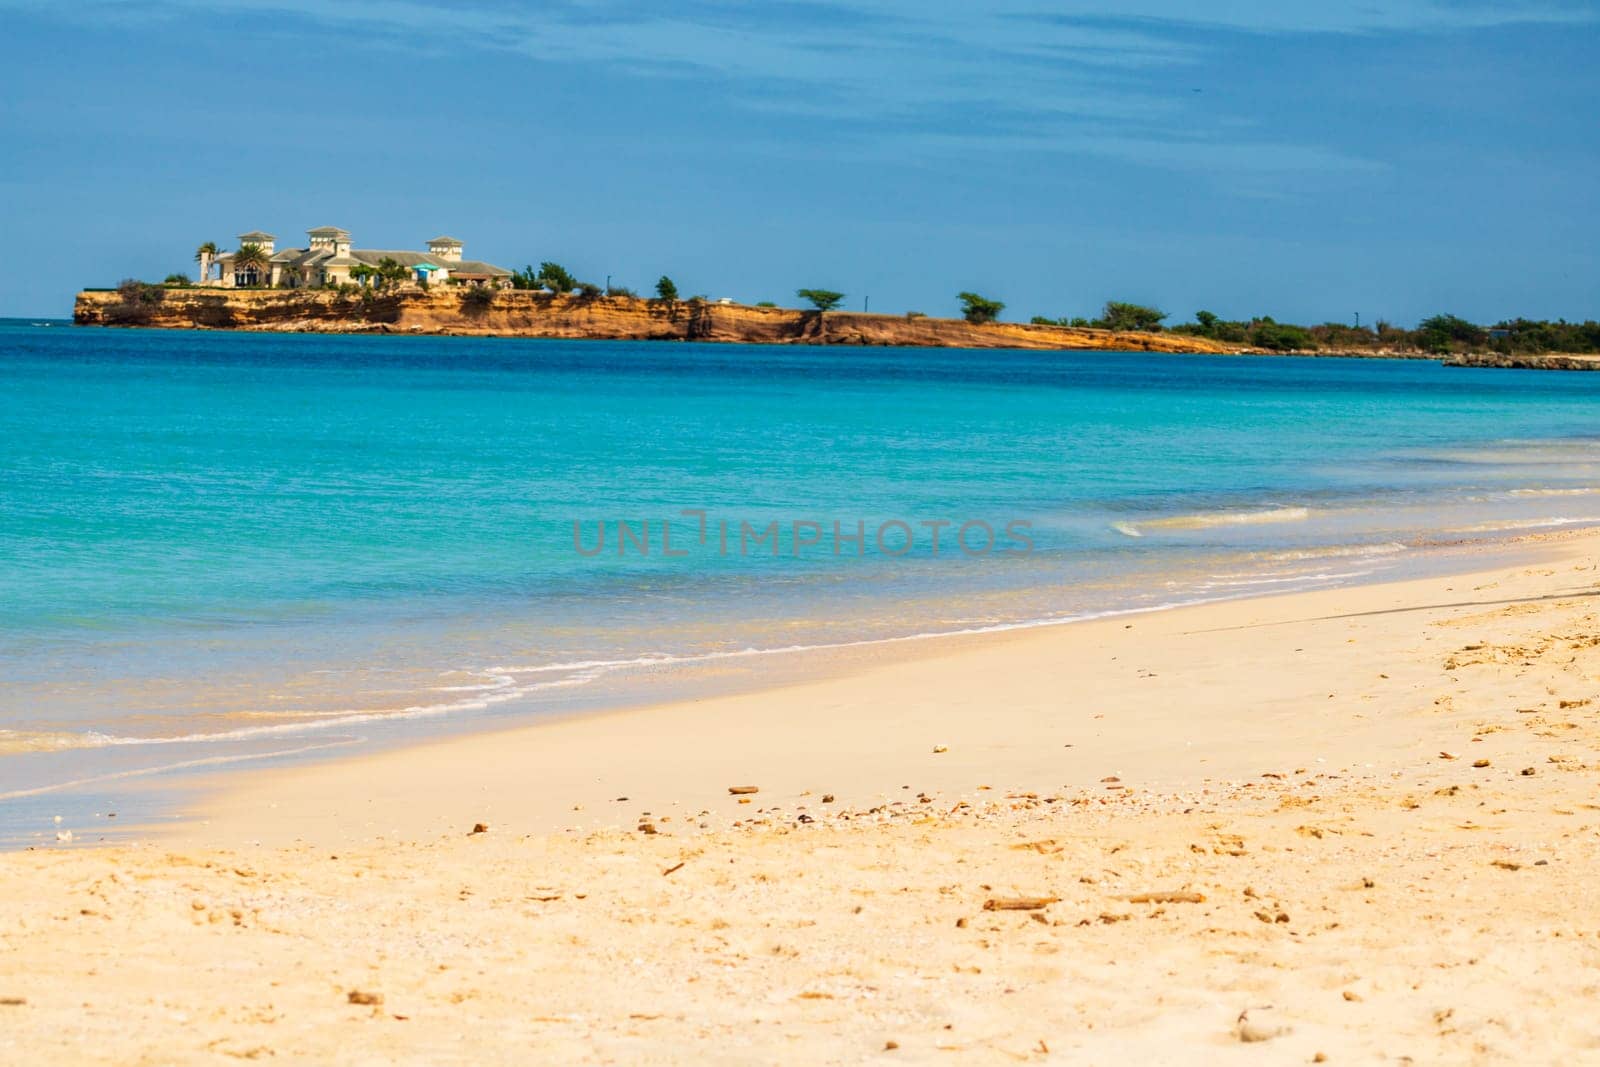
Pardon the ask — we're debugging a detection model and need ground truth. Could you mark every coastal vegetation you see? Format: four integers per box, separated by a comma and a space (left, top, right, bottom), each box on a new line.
104, 258, 1600, 357
510, 262, 581, 294
1018, 299, 1600, 356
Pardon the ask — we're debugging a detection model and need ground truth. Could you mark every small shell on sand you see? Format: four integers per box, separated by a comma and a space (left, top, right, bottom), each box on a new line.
1236, 1008, 1289, 1043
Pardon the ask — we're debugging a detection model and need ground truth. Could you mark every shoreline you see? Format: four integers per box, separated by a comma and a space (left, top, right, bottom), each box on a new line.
3, 526, 1580, 846
4, 532, 1600, 1059
170, 528, 1590, 848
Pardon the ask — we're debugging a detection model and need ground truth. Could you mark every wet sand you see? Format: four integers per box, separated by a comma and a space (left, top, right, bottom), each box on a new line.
3, 535, 1599, 1062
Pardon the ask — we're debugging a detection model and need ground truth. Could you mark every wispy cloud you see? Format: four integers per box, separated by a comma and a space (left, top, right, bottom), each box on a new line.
7, 0, 1590, 182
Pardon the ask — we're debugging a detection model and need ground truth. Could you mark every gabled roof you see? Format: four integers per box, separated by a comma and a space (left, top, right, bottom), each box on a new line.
237, 231, 275, 241
427, 236, 463, 245
349, 249, 440, 269
307, 226, 351, 238
271, 247, 334, 266
451, 258, 512, 277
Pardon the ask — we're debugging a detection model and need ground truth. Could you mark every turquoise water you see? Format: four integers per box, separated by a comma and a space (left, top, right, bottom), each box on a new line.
5, 320, 1600, 839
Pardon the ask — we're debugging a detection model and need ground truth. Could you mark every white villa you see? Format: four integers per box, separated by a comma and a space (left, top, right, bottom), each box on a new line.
207, 227, 513, 289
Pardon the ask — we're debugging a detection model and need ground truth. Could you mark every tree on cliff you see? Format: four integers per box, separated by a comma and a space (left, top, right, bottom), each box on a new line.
797, 289, 845, 312
654, 276, 679, 303
537, 262, 577, 294
958, 292, 1004, 324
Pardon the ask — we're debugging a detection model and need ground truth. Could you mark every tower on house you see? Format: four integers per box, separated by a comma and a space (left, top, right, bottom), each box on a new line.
306, 226, 352, 257
237, 230, 276, 255
427, 236, 464, 262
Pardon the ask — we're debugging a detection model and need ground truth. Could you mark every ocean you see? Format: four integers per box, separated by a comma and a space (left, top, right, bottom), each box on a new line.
5, 319, 1600, 841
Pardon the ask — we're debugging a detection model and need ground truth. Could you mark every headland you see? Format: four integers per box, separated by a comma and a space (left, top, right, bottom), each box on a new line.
73, 286, 1244, 353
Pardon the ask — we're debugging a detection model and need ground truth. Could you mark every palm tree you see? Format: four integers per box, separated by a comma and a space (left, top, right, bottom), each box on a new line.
232, 242, 270, 287
194, 241, 219, 283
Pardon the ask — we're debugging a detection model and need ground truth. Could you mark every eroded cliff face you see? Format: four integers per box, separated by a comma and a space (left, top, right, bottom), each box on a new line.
73, 289, 1242, 353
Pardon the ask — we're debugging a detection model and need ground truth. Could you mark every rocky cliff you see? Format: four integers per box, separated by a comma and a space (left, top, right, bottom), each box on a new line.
74, 288, 1243, 353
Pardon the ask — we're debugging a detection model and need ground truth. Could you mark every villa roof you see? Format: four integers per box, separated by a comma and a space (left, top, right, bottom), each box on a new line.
307, 226, 350, 237
209, 236, 511, 277
271, 247, 333, 266
451, 258, 512, 277
338, 250, 509, 276
427, 236, 463, 245
349, 249, 438, 269
237, 231, 275, 241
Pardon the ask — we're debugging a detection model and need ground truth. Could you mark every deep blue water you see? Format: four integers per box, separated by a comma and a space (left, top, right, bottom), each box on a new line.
4, 320, 1600, 839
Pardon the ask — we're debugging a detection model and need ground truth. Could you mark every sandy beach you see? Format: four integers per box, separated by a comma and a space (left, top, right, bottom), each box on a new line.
4, 534, 1600, 1063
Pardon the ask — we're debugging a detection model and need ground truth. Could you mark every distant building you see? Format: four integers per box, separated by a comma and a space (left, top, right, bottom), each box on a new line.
210, 228, 512, 289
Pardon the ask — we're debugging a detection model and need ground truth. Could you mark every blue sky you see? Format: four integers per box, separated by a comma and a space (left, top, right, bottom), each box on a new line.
1, 1, 1595, 324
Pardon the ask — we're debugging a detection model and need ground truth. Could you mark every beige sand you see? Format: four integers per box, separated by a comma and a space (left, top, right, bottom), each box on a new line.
4, 537, 1600, 1063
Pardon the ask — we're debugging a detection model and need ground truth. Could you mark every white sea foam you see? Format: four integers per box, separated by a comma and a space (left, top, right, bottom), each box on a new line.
0, 740, 361, 802
1118, 506, 1312, 536
1266, 542, 1407, 562
1196, 569, 1371, 591
1445, 516, 1600, 534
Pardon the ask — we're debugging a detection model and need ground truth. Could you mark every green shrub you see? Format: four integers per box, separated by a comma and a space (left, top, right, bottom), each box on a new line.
461, 286, 495, 311
1095, 301, 1166, 332
105, 278, 165, 324
1250, 321, 1316, 351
